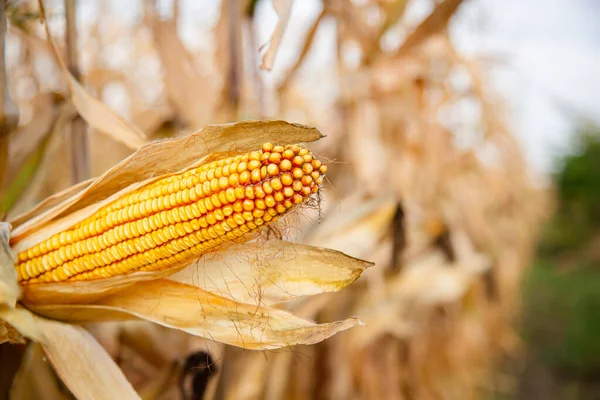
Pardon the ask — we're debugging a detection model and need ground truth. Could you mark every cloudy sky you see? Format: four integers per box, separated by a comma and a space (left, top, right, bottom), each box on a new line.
451, 0, 600, 172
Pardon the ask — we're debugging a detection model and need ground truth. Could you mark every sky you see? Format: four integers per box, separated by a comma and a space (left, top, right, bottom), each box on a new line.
451, 0, 600, 173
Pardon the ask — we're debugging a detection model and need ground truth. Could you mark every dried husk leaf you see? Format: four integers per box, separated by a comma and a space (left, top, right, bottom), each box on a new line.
0, 222, 20, 307
10, 120, 322, 248
348, 232, 491, 348
260, 0, 294, 71
19, 263, 189, 305
30, 279, 362, 350
40, 316, 140, 400
36, 0, 147, 150
0, 306, 43, 343
306, 194, 397, 258
167, 239, 372, 305
2, 306, 139, 399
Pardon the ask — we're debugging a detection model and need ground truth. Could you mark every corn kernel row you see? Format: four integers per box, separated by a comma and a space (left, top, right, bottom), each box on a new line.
16, 143, 326, 283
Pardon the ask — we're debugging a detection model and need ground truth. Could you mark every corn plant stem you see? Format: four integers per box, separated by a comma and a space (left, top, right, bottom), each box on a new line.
172, 0, 179, 27
0, 0, 18, 196
248, 17, 264, 118
65, 0, 89, 184
227, 0, 240, 116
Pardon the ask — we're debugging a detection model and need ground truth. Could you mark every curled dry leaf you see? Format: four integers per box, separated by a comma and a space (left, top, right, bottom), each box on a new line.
306, 194, 397, 258
36, 0, 147, 150
29, 279, 362, 350
168, 239, 373, 305
348, 231, 491, 348
4, 307, 140, 400
260, 0, 294, 71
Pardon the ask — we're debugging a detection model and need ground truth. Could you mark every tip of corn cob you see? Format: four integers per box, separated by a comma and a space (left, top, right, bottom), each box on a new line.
16, 143, 327, 284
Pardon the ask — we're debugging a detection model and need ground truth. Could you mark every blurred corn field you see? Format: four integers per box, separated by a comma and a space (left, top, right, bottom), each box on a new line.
0, 0, 548, 399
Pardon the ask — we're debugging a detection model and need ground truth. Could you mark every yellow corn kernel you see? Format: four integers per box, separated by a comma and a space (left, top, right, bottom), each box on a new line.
16, 143, 327, 284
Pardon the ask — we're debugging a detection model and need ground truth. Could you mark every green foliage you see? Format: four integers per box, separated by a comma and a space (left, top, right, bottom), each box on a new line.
522, 125, 600, 382
522, 260, 600, 378
538, 128, 600, 256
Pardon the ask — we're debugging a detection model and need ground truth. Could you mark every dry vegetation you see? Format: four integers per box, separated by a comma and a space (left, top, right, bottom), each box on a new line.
0, 0, 548, 399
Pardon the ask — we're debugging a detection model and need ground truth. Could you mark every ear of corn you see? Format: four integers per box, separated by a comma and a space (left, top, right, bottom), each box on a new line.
16, 143, 326, 284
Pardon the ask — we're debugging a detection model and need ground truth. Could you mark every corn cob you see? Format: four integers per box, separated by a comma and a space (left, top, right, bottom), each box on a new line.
16, 143, 326, 284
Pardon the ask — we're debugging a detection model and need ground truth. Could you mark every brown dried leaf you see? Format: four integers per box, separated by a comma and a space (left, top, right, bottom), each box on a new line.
260, 0, 294, 71
0, 306, 43, 343
2, 306, 139, 399
306, 195, 397, 258
40, 317, 140, 399
30, 279, 361, 350
168, 239, 372, 305
20, 263, 189, 305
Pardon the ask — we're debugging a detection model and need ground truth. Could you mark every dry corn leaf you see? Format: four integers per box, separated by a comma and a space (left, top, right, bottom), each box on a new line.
260, 0, 294, 71
5, 307, 140, 400
19, 264, 191, 305
10, 120, 322, 246
0, 306, 43, 343
306, 194, 397, 258
30, 279, 362, 350
36, 0, 147, 150
168, 239, 372, 305
348, 231, 491, 348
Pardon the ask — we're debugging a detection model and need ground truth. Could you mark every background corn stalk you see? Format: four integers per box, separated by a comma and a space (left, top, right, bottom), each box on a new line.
0, 0, 547, 399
